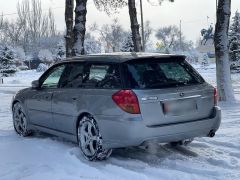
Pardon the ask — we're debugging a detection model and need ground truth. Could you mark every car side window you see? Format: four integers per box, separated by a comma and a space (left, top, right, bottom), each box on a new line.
83, 63, 121, 89
41, 65, 66, 89
59, 63, 85, 88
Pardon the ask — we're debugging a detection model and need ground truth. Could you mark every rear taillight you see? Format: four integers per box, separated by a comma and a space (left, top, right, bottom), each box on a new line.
214, 87, 218, 106
112, 90, 140, 114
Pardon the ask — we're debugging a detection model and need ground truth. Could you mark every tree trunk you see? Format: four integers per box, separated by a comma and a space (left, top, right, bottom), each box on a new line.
214, 0, 235, 101
72, 0, 87, 56
128, 0, 142, 52
65, 0, 74, 58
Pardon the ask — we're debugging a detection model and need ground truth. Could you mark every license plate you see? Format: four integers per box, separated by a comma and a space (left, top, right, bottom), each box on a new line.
163, 99, 197, 115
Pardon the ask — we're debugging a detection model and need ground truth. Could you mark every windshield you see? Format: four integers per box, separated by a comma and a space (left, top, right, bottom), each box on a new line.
125, 58, 204, 89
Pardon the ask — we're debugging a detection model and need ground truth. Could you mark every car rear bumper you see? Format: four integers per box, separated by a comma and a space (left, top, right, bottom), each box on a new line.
96, 106, 221, 149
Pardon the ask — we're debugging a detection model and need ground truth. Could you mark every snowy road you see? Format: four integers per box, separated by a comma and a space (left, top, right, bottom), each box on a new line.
0, 68, 239, 180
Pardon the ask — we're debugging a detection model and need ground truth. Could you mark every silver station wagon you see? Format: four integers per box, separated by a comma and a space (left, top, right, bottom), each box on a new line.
12, 53, 221, 160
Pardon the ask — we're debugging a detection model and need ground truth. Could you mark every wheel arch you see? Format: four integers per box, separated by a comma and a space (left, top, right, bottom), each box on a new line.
11, 100, 21, 111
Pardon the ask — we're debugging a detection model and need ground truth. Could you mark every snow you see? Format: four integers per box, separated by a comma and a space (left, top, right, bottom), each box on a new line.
36, 63, 48, 72
38, 49, 54, 63
0, 67, 240, 180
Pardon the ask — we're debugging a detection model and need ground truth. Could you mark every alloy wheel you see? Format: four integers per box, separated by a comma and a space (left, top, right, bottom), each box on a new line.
13, 103, 30, 136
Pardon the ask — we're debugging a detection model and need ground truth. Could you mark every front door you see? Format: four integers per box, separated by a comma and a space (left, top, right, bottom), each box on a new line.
27, 64, 66, 129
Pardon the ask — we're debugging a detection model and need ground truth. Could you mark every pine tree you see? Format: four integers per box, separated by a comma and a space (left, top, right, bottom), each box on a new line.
84, 33, 101, 54
121, 34, 134, 52
0, 46, 17, 76
229, 11, 240, 63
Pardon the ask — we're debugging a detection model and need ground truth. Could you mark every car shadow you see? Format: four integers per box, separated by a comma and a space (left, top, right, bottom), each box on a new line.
111, 143, 198, 163
29, 131, 199, 167
77, 143, 200, 174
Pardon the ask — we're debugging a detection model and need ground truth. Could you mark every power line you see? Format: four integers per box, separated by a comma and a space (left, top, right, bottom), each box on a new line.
182, 19, 207, 24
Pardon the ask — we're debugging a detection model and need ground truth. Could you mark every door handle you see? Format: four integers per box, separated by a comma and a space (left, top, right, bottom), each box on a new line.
72, 97, 77, 101
45, 96, 51, 100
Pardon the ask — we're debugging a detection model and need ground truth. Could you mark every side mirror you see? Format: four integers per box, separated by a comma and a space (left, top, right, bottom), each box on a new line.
31, 80, 40, 89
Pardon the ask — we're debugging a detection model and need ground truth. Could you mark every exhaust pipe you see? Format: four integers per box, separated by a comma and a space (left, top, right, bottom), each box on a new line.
208, 130, 215, 137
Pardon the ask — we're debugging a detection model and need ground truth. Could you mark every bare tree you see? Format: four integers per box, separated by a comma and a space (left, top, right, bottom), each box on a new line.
3, 20, 23, 46
65, 0, 74, 57
214, 0, 235, 101
48, 9, 57, 37
91, 19, 127, 52
71, 0, 127, 56
126, 0, 174, 52
28, 0, 42, 47
128, 0, 142, 52
0, 15, 3, 30
17, 0, 29, 51
16, 0, 58, 54
155, 25, 193, 53
144, 20, 153, 46
156, 25, 180, 49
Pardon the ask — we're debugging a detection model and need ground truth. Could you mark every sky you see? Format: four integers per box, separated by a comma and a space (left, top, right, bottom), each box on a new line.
0, 0, 240, 43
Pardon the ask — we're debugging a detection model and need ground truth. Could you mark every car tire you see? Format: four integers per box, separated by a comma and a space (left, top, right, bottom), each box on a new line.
78, 115, 112, 161
12, 102, 32, 137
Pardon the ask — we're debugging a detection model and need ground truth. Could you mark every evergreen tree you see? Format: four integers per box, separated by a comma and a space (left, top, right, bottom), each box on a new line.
121, 34, 134, 52
0, 45, 17, 76
229, 11, 240, 63
84, 33, 101, 54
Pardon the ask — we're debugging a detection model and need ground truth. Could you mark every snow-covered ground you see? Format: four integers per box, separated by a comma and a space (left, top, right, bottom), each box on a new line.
0, 66, 240, 180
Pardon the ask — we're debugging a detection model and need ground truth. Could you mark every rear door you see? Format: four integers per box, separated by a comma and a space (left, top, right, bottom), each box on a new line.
124, 57, 214, 126
51, 62, 85, 134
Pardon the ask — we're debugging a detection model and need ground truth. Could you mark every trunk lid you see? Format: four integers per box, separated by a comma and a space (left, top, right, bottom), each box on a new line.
134, 83, 214, 126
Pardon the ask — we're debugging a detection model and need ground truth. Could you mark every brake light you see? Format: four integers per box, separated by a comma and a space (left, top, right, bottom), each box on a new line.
112, 90, 140, 114
214, 88, 218, 106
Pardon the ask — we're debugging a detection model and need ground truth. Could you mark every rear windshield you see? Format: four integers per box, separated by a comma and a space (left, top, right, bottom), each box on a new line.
125, 58, 204, 89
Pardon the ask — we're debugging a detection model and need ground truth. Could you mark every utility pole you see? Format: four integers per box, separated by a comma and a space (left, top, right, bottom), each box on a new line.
140, 0, 145, 52
179, 20, 182, 51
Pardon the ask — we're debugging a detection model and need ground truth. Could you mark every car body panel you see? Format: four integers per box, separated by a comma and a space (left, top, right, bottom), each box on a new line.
51, 88, 123, 135
96, 107, 221, 149
26, 89, 55, 129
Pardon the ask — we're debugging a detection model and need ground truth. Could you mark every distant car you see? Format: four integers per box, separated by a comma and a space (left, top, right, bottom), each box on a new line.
12, 53, 221, 161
